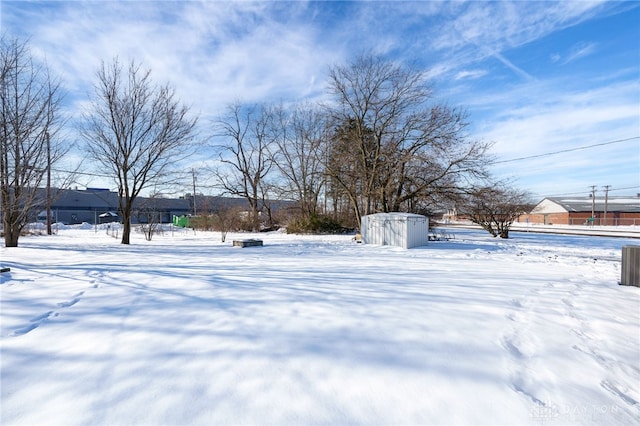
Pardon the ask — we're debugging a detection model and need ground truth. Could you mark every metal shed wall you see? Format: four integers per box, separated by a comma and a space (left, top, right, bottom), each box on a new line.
361, 213, 429, 249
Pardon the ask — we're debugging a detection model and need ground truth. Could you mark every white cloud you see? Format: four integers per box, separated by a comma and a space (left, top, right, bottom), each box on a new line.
472, 78, 640, 195
549, 41, 598, 65
479, 79, 639, 152
564, 41, 598, 64
430, 0, 609, 79
13, 1, 344, 123
488, 50, 535, 81
3, 0, 636, 197
454, 69, 488, 80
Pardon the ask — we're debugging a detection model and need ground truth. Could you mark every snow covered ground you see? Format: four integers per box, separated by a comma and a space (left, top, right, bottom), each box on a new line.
1, 225, 639, 425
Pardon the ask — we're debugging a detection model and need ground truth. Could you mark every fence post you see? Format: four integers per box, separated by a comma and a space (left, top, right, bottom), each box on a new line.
621, 246, 640, 287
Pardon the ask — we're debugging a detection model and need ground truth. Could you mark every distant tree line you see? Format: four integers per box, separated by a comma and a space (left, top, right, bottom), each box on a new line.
1, 35, 530, 247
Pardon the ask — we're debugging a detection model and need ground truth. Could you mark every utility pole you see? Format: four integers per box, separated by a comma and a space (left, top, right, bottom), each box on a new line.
590, 185, 597, 226
603, 185, 610, 226
46, 132, 52, 235
192, 168, 197, 216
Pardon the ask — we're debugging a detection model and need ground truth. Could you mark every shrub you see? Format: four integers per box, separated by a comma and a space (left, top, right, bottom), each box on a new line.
286, 215, 347, 234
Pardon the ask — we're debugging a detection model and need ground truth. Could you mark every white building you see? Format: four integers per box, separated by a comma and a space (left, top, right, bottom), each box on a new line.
360, 213, 429, 249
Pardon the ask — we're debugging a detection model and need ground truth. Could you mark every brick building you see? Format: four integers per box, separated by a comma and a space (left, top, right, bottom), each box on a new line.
518, 196, 640, 226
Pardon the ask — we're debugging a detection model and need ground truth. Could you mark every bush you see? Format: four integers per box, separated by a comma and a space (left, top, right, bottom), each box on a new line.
286, 215, 348, 234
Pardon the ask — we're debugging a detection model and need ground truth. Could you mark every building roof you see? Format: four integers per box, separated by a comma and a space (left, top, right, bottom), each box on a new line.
39, 188, 292, 214
52, 188, 119, 210
533, 196, 640, 214
363, 212, 427, 220
135, 196, 190, 211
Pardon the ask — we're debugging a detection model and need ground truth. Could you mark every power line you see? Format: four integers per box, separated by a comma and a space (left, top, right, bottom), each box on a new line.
536, 185, 640, 198
492, 136, 639, 164
609, 185, 640, 193
51, 167, 193, 180
50, 167, 112, 178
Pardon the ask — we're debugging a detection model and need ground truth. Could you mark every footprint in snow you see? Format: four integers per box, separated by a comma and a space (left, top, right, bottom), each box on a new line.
10, 311, 59, 337
56, 291, 84, 308
512, 376, 547, 407
601, 380, 639, 406
501, 336, 524, 359
572, 344, 607, 364
505, 312, 518, 322
31, 310, 56, 322
10, 323, 39, 336
570, 328, 592, 340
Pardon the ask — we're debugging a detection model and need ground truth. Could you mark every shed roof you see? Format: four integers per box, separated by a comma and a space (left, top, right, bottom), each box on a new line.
363, 212, 427, 220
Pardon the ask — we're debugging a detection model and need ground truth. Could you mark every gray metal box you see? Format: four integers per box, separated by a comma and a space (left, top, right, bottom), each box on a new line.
621, 245, 640, 287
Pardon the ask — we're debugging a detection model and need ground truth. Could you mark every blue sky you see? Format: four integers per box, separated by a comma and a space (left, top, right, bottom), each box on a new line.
2, 0, 639, 200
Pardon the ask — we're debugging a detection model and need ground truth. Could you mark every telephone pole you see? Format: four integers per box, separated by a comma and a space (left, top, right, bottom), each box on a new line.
603, 185, 611, 226
192, 168, 197, 216
590, 185, 597, 226
46, 132, 52, 235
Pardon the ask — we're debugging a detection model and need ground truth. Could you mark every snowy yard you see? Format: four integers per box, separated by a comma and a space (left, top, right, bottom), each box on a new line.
1, 226, 639, 425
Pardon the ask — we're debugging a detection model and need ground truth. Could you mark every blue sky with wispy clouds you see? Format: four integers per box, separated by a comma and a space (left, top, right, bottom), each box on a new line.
2, 0, 638, 199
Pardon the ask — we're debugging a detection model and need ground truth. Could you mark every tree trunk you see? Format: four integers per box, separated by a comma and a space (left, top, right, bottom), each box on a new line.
3, 216, 20, 247
498, 223, 511, 238
121, 207, 132, 244
121, 219, 131, 244
480, 222, 497, 237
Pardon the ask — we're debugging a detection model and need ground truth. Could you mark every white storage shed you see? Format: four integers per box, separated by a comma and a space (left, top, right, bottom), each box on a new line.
360, 213, 429, 249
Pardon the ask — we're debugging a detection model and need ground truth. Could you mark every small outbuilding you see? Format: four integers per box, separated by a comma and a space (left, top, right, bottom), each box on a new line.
360, 213, 429, 249
98, 211, 119, 224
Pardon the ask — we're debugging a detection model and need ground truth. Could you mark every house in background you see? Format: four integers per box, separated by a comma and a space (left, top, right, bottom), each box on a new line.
518, 196, 640, 226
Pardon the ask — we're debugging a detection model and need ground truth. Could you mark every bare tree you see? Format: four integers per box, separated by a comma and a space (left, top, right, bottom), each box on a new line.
270, 103, 327, 221
325, 118, 375, 226
136, 192, 164, 241
81, 59, 197, 244
0, 36, 65, 247
325, 54, 492, 226
458, 183, 533, 238
212, 203, 244, 242
212, 103, 276, 231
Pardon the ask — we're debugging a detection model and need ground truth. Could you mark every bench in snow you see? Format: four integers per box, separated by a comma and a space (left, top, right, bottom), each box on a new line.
233, 239, 263, 248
